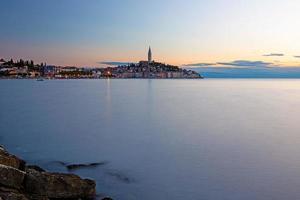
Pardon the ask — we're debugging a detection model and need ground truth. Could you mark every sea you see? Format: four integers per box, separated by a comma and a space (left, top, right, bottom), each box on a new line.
1, 79, 300, 200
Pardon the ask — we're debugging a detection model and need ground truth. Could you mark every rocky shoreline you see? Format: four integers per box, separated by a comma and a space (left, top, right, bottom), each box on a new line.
0, 145, 111, 200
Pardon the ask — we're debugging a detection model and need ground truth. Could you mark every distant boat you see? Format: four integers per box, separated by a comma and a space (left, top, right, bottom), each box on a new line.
36, 78, 44, 81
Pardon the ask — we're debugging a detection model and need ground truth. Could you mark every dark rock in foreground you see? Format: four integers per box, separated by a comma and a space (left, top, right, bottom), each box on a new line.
26, 165, 46, 172
25, 168, 95, 199
0, 187, 28, 200
0, 146, 25, 170
0, 146, 99, 200
0, 164, 25, 190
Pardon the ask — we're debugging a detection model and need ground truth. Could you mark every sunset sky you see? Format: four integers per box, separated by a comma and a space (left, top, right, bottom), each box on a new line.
1, 0, 300, 67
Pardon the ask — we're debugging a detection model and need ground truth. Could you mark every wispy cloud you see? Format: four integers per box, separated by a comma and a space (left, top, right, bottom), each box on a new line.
294, 56, 300, 58
263, 53, 284, 57
183, 60, 275, 68
184, 63, 216, 67
217, 60, 273, 67
98, 61, 135, 66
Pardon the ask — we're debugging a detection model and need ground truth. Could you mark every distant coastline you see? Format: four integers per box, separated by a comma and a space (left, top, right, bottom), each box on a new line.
0, 60, 202, 80
0, 48, 203, 80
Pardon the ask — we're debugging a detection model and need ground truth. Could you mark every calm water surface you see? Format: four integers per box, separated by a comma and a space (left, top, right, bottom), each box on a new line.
1, 79, 300, 200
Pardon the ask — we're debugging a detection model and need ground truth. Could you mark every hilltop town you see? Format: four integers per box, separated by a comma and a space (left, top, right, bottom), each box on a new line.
0, 48, 202, 79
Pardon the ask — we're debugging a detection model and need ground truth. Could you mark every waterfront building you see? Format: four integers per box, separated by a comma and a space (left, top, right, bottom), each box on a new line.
29, 71, 41, 78
0, 59, 5, 66
43, 65, 56, 78
61, 66, 77, 72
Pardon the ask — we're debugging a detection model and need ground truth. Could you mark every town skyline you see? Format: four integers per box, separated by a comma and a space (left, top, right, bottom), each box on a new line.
0, 47, 202, 79
1, 0, 300, 68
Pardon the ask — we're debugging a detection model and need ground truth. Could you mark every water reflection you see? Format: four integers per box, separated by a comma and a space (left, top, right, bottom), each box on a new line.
104, 78, 112, 123
1, 79, 300, 200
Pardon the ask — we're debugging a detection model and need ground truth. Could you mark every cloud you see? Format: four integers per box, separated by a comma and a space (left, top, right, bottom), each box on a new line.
294, 56, 300, 58
183, 60, 275, 69
184, 63, 216, 67
217, 60, 273, 67
98, 61, 135, 66
263, 53, 284, 57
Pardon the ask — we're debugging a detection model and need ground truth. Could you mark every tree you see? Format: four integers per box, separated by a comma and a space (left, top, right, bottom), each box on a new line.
19, 59, 25, 67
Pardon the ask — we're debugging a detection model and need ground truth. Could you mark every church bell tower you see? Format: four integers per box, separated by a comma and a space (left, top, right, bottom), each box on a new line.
148, 46, 152, 63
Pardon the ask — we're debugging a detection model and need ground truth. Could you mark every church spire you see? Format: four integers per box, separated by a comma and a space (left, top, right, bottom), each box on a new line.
148, 46, 152, 63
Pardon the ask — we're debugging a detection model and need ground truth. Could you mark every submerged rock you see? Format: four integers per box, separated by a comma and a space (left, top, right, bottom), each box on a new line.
66, 162, 108, 171
101, 197, 113, 200
106, 171, 132, 183
47, 161, 67, 166
47, 161, 108, 172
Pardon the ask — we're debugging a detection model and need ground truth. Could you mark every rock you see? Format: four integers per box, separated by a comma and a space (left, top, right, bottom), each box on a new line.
0, 146, 100, 200
0, 187, 28, 200
66, 162, 108, 171
47, 161, 67, 167
0, 164, 25, 190
24, 168, 96, 199
49, 160, 108, 171
24, 195, 48, 200
25, 165, 45, 172
0, 191, 28, 200
106, 171, 132, 183
102, 197, 113, 200
0, 147, 25, 171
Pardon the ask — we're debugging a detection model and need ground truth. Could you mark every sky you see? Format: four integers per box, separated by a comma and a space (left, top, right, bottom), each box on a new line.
1, 0, 300, 67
